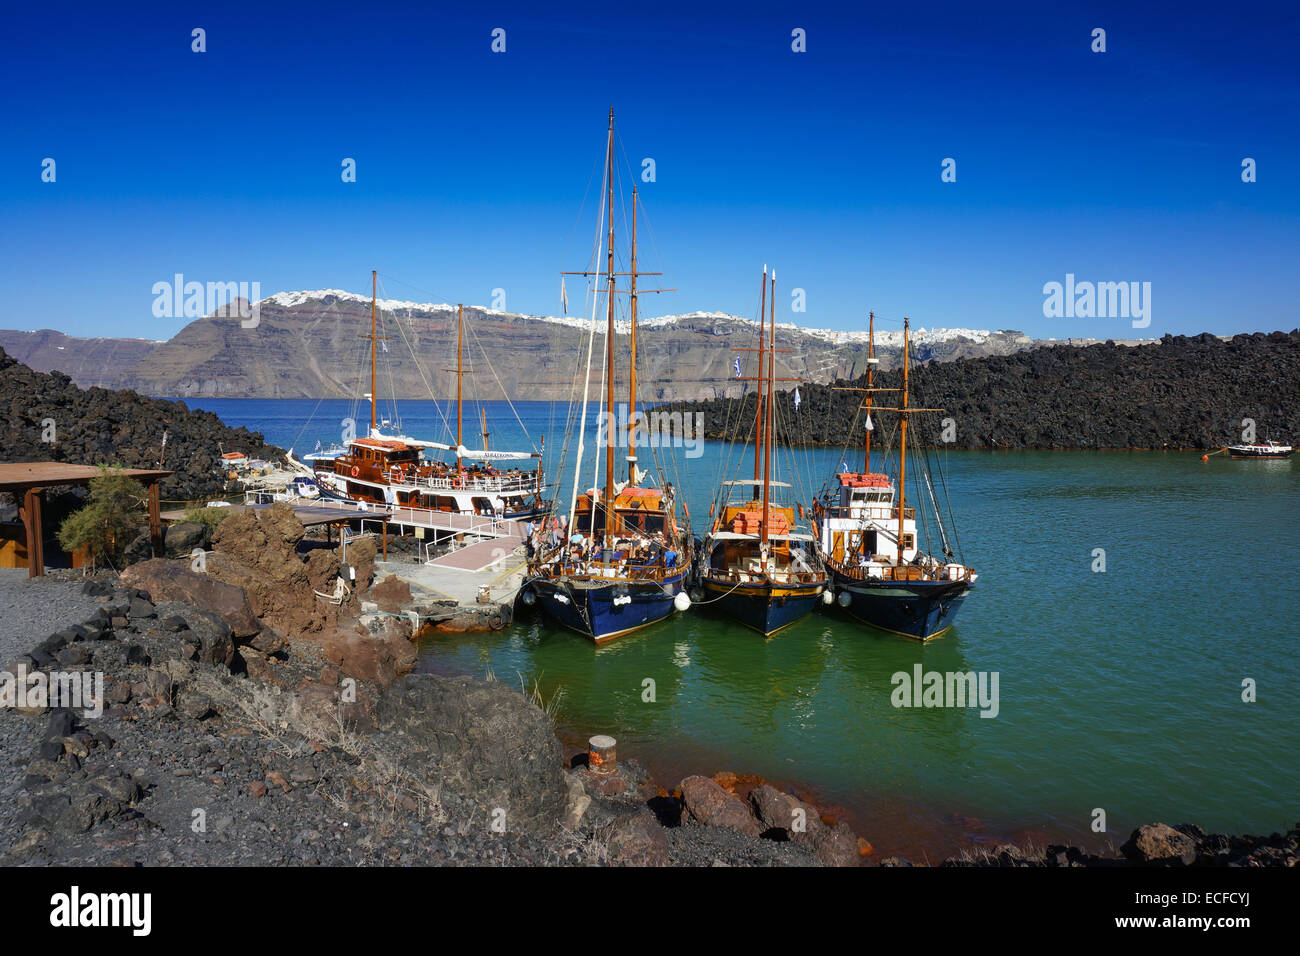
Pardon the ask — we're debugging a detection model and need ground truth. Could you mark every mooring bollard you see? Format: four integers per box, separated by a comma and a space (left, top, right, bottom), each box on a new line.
588, 734, 617, 775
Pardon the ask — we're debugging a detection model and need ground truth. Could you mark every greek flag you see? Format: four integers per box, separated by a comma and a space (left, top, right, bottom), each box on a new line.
840, 458, 849, 473
733, 357, 742, 378
314, 439, 322, 451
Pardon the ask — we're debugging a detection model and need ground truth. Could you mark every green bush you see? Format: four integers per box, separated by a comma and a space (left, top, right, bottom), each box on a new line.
183, 505, 232, 529
57, 467, 148, 569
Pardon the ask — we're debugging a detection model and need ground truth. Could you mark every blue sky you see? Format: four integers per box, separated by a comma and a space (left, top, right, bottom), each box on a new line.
2, 0, 1296, 342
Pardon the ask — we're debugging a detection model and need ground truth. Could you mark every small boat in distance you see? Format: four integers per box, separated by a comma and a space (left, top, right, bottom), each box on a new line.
1227, 440, 1293, 459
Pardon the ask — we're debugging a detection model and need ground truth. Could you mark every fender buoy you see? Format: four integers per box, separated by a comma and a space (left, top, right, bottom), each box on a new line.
350, 466, 359, 477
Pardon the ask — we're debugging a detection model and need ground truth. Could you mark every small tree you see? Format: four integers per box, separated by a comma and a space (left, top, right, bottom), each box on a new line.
58, 467, 148, 570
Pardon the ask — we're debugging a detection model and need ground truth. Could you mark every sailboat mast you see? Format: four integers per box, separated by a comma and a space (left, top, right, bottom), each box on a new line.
897, 317, 910, 565
455, 303, 464, 474
602, 107, 617, 545
370, 270, 377, 433
755, 265, 767, 482
865, 310, 874, 472
762, 270, 775, 546
628, 186, 638, 484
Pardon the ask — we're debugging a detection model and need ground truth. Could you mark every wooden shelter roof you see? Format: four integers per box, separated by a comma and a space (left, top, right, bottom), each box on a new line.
0, 463, 172, 493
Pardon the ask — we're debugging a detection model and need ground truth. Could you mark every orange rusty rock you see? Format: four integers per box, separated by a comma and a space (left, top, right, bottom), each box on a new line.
248, 781, 268, 798
857, 838, 874, 857
267, 771, 291, 793
713, 771, 739, 792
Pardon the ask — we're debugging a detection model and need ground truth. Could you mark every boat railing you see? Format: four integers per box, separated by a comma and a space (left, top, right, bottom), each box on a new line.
423, 473, 540, 493
833, 561, 971, 583
706, 568, 824, 586
822, 505, 900, 521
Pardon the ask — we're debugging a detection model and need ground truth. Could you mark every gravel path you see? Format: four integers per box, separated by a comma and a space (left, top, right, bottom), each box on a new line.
0, 570, 102, 665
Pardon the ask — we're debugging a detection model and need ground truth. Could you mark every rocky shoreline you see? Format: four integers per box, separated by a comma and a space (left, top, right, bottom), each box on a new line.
1, 505, 1294, 867
1, 346, 282, 505
657, 330, 1300, 451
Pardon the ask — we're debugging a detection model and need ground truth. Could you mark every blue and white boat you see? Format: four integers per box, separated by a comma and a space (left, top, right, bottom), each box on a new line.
814, 315, 976, 640
524, 108, 693, 643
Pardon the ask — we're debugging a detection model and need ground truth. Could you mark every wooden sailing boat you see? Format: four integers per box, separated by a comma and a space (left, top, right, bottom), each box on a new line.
524, 108, 693, 644
306, 272, 547, 519
815, 316, 976, 640
695, 266, 828, 636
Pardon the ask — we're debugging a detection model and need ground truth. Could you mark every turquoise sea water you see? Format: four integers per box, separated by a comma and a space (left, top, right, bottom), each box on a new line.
185, 397, 1299, 858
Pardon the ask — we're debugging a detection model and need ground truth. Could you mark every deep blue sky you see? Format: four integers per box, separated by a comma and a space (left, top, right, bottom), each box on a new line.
2, 1, 1296, 342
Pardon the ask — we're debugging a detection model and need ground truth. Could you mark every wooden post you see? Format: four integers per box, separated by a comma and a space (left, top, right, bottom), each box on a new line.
147, 480, 163, 556
382, 519, 388, 560
21, 487, 43, 578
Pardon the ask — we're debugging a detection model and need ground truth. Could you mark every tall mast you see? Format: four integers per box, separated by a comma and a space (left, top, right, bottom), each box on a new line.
762, 270, 775, 546
897, 317, 910, 565
481, 406, 490, 456
455, 303, 464, 474
865, 311, 874, 472
754, 265, 767, 482
602, 107, 617, 546
370, 270, 377, 433
627, 186, 638, 484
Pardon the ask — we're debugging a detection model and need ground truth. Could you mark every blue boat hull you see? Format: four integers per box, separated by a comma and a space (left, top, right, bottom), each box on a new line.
829, 569, 970, 640
529, 571, 687, 644
699, 576, 825, 636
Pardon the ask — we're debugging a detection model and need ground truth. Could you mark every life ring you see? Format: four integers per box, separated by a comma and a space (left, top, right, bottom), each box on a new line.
350, 466, 359, 477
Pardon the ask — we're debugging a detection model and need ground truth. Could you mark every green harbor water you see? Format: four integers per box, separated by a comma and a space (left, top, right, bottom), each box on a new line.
193, 399, 1300, 858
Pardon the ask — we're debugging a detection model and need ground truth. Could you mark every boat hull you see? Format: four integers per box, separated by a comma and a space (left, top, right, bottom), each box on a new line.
699, 576, 825, 636
832, 572, 967, 639
829, 568, 970, 640
529, 572, 687, 644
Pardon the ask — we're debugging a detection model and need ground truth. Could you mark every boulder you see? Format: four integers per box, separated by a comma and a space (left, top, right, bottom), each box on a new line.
120, 559, 259, 639
163, 521, 210, 558
1122, 823, 1198, 865
749, 784, 861, 866
372, 674, 568, 837
600, 808, 671, 866
208, 504, 334, 636
298, 620, 416, 688
679, 775, 762, 836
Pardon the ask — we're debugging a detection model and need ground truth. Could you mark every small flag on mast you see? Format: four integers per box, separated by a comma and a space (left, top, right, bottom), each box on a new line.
793, 387, 801, 411
865, 413, 874, 432
733, 357, 742, 378
560, 278, 569, 314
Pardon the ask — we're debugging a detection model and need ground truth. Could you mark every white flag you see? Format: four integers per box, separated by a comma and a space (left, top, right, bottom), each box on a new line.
793, 387, 801, 411
865, 413, 873, 432
560, 278, 569, 314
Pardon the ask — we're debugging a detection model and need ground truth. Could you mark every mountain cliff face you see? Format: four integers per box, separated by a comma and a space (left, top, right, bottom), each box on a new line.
1, 291, 1049, 401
